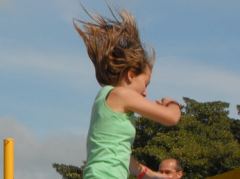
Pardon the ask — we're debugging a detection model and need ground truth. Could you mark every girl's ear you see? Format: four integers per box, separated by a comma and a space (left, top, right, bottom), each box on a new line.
127, 70, 136, 83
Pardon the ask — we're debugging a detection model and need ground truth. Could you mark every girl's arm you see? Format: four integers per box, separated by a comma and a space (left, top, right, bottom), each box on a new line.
111, 87, 181, 126
130, 157, 169, 179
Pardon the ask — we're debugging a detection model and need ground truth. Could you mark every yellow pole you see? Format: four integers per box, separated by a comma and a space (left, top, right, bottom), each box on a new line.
4, 138, 14, 179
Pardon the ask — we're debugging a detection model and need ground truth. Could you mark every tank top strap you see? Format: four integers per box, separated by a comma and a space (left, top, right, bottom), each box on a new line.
98, 85, 114, 100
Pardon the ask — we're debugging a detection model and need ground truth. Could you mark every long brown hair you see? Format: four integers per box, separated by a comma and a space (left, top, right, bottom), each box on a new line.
74, 8, 155, 86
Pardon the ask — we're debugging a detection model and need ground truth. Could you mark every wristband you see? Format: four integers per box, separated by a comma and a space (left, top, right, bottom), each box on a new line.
137, 166, 148, 179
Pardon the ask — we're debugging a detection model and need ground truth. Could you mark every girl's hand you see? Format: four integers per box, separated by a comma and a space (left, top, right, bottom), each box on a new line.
155, 97, 179, 107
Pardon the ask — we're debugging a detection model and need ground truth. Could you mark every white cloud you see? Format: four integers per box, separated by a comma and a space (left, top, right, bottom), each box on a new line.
149, 56, 240, 118
156, 56, 240, 94
0, 117, 87, 179
0, 48, 97, 89
1, 49, 87, 75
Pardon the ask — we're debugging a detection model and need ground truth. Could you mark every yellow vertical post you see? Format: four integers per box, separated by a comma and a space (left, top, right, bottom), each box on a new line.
4, 138, 14, 179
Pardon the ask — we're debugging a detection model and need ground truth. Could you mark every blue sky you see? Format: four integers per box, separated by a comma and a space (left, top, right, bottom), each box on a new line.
1, 0, 240, 178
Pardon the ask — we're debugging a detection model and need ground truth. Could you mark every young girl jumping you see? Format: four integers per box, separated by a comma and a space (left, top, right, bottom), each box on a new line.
74, 8, 181, 179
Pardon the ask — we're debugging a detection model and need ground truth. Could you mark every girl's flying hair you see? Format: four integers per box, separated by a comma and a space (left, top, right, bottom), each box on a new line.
74, 7, 155, 86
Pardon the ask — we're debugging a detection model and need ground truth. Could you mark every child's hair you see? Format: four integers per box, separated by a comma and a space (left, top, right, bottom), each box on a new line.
74, 8, 155, 86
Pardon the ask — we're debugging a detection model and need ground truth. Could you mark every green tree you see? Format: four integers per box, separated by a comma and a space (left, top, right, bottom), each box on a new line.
52, 163, 84, 179
53, 98, 240, 179
237, 105, 240, 115
230, 118, 240, 144
230, 104, 240, 143
132, 98, 240, 178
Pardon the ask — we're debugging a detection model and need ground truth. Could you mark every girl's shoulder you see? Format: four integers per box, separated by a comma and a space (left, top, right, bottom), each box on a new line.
111, 86, 138, 99
110, 87, 143, 107
106, 86, 140, 113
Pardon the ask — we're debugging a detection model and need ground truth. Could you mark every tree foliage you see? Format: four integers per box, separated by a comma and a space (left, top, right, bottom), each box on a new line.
53, 98, 240, 179
237, 105, 240, 115
231, 104, 240, 143
230, 117, 240, 144
133, 98, 240, 178
52, 163, 84, 179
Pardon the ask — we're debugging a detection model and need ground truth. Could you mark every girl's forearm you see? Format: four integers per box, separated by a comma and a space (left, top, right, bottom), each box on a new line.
129, 156, 143, 176
129, 157, 158, 179
130, 156, 169, 179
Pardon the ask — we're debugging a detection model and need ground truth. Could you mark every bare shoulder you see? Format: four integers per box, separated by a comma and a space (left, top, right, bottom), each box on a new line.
107, 87, 141, 113
111, 87, 140, 101
112, 87, 147, 109
106, 87, 137, 113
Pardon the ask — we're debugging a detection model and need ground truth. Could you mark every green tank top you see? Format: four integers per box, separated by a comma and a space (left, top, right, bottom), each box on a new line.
83, 85, 136, 179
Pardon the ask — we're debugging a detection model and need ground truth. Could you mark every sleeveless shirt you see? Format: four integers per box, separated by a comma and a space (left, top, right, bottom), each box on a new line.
83, 85, 136, 179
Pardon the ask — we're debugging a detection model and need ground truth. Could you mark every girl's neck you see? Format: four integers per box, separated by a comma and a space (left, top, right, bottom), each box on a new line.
115, 79, 129, 88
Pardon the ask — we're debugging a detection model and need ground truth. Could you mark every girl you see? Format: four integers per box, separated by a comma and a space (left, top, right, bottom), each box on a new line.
74, 9, 181, 179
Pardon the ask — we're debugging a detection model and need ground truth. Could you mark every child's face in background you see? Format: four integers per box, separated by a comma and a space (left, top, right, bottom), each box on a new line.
158, 160, 183, 179
128, 66, 152, 97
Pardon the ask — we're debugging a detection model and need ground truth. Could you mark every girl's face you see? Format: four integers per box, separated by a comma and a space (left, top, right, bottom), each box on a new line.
128, 66, 152, 97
